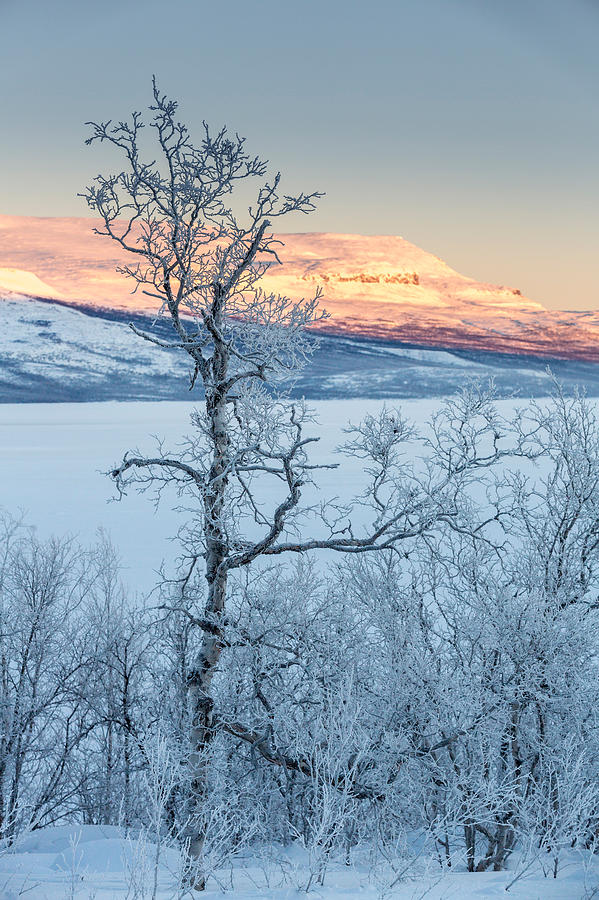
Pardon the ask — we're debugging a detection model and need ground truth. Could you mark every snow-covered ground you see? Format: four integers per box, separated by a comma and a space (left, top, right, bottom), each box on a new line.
0, 824, 596, 899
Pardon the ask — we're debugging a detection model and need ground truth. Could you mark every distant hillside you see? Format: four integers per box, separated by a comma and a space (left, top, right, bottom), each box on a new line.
1, 215, 599, 361
3, 293, 599, 402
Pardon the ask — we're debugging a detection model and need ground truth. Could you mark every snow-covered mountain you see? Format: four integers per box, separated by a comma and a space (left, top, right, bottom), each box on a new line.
3, 292, 599, 402
1, 214, 599, 401
1, 214, 599, 361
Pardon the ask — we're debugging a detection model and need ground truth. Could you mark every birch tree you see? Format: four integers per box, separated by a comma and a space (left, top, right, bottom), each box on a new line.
0, 514, 105, 839
82, 81, 526, 889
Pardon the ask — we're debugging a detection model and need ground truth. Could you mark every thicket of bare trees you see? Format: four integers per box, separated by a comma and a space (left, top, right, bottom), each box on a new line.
3, 387, 599, 892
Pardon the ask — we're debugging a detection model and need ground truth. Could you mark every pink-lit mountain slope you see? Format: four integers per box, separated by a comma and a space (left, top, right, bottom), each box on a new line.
1, 215, 597, 361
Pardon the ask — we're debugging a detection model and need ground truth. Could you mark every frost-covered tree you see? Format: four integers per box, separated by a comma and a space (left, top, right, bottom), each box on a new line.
82, 82, 537, 888
0, 516, 120, 839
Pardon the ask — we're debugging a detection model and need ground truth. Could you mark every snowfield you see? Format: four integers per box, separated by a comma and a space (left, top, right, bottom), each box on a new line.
5, 293, 599, 403
0, 823, 596, 898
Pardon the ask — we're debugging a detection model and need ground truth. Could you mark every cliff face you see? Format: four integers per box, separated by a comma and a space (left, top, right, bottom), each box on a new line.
1, 215, 598, 361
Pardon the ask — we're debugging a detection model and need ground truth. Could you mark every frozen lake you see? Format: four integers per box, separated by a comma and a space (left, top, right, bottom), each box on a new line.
0, 398, 444, 594
0, 396, 553, 594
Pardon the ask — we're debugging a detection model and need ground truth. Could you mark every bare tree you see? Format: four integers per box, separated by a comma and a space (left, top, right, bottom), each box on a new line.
0, 514, 106, 839
79, 548, 152, 830
82, 82, 525, 889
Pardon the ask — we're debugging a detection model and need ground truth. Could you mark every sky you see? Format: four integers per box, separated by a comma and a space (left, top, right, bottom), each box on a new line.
0, 0, 597, 310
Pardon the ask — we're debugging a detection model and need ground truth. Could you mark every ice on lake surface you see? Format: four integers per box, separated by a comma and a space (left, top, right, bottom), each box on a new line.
0, 398, 446, 593
0, 396, 563, 593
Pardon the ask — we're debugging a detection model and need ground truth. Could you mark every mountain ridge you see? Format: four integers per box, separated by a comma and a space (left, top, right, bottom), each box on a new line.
1, 215, 598, 361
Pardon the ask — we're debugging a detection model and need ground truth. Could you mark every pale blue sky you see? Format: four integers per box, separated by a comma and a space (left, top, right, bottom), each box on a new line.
0, 0, 597, 308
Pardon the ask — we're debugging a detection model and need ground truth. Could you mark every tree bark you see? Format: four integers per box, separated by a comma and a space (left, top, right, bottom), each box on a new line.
186, 293, 231, 890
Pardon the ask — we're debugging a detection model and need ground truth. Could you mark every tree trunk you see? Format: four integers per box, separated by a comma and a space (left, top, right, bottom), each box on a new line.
464, 821, 476, 872
186, 306, 230, 891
